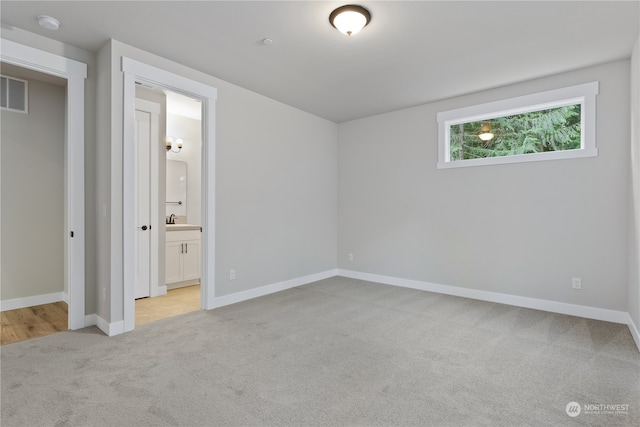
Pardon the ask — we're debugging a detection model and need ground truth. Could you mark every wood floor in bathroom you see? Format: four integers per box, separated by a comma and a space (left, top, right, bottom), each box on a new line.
135, 284, 200, 326
1, 285, 200, 345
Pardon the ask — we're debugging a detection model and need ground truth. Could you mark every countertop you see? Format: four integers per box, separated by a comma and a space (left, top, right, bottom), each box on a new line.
166, 224, 201, 231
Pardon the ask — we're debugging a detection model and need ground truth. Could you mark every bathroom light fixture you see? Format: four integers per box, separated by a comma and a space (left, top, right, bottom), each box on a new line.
329, 5, 371, 36
166, 137, 183, 153
37, 15, 60, 31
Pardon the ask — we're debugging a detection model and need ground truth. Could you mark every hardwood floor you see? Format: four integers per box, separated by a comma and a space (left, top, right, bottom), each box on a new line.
1, 285, 201, 345
135, 285, 200, 326
1, 301, 68, 346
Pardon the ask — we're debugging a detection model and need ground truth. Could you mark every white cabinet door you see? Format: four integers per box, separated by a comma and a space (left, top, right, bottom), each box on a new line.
165, 241, 183, 284
182, 240, 200, 281
165, 231, 201, 285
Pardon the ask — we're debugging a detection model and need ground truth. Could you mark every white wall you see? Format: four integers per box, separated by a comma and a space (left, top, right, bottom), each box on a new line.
338, 60, 630, 313
629, 35, 640, 342
97, 40, 338, 323
1, 77, 65, 301
166, 113, 201, 225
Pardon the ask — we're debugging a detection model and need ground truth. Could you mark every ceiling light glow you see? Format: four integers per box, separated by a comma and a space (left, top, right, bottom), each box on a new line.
329, 5, 371, 36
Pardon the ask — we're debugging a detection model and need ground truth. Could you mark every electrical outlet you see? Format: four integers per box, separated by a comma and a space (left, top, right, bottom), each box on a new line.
230, 269, 236, 280
348, 253, 354, 261
572, 277, 582, 289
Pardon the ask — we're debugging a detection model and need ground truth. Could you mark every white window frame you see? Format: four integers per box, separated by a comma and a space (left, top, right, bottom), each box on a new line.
437, 81, 599, 169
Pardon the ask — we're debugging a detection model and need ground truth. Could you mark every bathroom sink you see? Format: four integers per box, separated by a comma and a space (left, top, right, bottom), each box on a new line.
166, 224, 200, 231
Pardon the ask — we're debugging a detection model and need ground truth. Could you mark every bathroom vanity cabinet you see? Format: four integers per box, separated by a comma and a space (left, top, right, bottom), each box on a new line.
165, 228, 200, 287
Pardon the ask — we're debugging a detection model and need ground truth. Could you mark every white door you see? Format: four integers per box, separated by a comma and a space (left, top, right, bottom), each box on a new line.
134, 110, 151, 299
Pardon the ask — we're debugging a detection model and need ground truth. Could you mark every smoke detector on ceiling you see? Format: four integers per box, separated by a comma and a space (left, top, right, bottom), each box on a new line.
37, 15, 60, 31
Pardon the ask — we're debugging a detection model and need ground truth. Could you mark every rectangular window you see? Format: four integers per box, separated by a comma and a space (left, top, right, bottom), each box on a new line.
437, 82, 598, 169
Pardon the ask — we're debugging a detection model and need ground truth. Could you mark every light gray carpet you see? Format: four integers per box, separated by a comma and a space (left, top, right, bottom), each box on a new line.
1, 276, 639, 426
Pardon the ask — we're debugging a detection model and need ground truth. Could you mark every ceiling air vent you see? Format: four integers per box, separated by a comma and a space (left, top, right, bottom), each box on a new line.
1, 75, 28, 113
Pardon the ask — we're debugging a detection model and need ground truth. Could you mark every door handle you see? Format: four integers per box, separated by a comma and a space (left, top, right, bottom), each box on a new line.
185, 243, 188, 254
181, 243, 184, 254
141, 225, 148, 231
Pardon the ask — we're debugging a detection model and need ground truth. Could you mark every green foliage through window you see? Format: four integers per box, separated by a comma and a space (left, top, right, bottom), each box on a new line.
449, 104, 581, 161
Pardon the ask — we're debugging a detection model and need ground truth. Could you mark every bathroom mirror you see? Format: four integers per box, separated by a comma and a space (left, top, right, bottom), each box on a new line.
166, 160, 187, 218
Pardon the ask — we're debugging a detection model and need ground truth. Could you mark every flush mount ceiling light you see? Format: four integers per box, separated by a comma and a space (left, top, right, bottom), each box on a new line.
37, 15, 60, 31
478, 123, 495, 142
329, 5, 371, 36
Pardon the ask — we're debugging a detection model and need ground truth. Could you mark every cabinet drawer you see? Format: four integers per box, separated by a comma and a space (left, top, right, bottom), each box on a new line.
165, 230, 201, 242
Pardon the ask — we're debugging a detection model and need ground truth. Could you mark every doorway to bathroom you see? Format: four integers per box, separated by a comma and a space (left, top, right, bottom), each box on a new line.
133, 85, 203, 326
122, 56, 217, 333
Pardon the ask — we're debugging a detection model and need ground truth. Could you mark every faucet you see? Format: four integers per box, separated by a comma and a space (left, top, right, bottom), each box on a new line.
168, 214, 176, 224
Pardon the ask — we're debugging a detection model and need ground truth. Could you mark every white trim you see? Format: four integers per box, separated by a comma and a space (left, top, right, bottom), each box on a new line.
152, 285, 168, 297
211, 269, 338, 309
135, 98, 160, 114
166, 280, 198, 291
0, 39, 86, 330
84, 313, 97, 327
96, 315, 125, 337
337, 269, 629, 325
1, 292, 65, 312
437, 81, 599, 169
628, 314, 640, 353
122, 57, 217, 334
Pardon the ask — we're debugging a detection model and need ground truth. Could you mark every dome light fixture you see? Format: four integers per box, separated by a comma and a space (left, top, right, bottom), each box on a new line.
478, 123, 495, 142
329, 5, 371, 36
37, 15, 60, 31
478, 131, 494, 142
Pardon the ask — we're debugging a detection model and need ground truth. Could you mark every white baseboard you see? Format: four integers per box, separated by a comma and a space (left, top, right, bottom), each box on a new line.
84, 267, 640, 353
95, 315, 124, 337
337, 269, 630, 325
63, 292, 69, 304
627, 314, 640, 352
166, 280, 198, 291
211, 269, 338, 309
151, 285, 168, 297
1, 292, 65, 312
84, 313, 97, 327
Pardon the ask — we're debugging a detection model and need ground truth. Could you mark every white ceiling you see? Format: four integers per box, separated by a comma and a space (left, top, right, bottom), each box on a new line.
1, 1, 638, 123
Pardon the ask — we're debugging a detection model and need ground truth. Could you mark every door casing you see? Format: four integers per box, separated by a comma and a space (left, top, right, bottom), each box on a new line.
122, 57, 217, 333
0, 39, 87, 330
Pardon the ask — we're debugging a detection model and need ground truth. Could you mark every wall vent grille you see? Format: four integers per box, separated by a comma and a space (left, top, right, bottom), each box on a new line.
1, 75, 28, 113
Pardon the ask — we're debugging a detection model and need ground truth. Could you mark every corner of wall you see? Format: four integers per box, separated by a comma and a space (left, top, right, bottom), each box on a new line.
95, 40, 113, 323
628, 33, 640, 352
